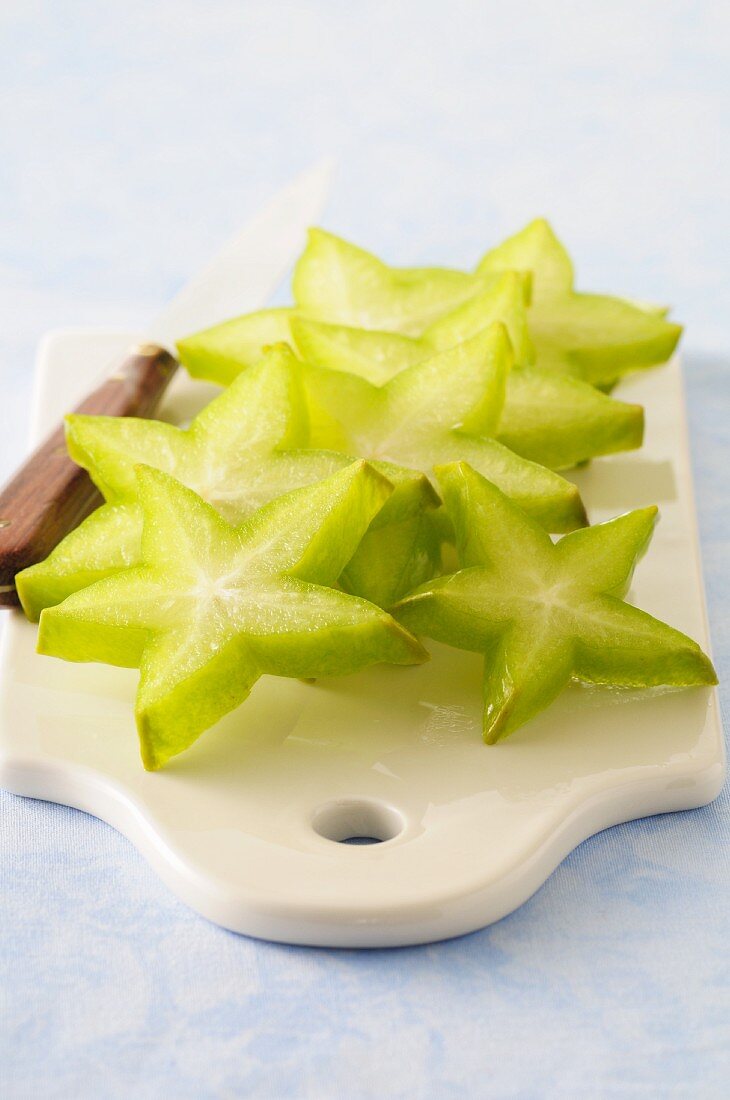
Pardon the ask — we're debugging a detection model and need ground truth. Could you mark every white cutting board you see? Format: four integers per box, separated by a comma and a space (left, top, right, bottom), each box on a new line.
0, 330, 723, 947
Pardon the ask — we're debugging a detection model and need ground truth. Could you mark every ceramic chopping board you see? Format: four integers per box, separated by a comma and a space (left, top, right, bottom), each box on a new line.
0, 329, 723, 947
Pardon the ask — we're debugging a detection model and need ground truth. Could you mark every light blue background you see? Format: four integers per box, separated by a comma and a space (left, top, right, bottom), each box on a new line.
1, 2, 728, 1096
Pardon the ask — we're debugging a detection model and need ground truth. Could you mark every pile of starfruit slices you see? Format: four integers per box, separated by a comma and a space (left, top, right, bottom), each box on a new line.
20, 219, 716, 770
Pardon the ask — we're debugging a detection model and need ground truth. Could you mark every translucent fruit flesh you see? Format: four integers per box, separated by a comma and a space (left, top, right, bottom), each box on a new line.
394, 463, 717, 743
176, 266, 646, 473
17, 346, 436, 618
290, 309, 645, 470
477, 219, 682, 386
300, 322, 588, 533
28, 221, 702, 769
38, 464, 427, 769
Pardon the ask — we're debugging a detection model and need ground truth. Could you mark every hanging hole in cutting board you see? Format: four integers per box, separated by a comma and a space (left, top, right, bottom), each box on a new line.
311, 798, 405, 846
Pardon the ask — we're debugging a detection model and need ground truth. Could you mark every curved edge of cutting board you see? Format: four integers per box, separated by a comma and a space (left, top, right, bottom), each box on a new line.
0, 328, 725, 948
0, 723, 723, 947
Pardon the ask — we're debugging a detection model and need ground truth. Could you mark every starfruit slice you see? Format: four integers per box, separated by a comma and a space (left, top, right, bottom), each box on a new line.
176, 272, 530, 388
292, 228, 486, 334
394, 463, 716, 744
38, 464, 427, 769
291, 307, 644, 470
177, 307, 294, 385
301, 323, 587, 532
16, 346, 437, 620
291, 270, 531, 384
178, 222, 679, 392
176, 231, 493, 382
477, 219, 682, 385
339, 459, 442, 609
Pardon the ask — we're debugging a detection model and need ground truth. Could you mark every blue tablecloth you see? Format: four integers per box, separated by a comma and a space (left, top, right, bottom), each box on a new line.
1, 3, 728, 1096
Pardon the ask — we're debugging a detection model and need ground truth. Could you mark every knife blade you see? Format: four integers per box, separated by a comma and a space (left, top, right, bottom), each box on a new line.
0, 159, 334, 608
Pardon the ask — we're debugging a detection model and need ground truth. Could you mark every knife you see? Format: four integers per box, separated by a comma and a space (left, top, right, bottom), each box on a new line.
0, 160, 334, 608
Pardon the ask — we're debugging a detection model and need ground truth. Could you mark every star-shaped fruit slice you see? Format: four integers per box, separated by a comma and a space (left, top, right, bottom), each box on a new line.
176, 272, 643, 471
301, 322, 587, 532
175, 235, 515, 384
17, 346, 433, 619
477, 219, 682, 386
292, 228, 487, 334
394, 462, 717, 744
291, 270, 532, 384
38, 463, 427, 769
177, 222, 679, 393
177, 306, 295, 385
175, 269, 531, 388
290, 273, 644, 470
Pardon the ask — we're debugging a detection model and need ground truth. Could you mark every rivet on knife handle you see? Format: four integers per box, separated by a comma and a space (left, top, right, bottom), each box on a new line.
0, 343, 178, 609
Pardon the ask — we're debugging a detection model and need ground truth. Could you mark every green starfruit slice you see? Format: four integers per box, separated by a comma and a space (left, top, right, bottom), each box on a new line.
291, 270, 531, 384
424, 270, 534, 365
292, 228, 486, 334
17, 346, 437, 620
176, 271, 531, 389
38, 463, 427, 769
394, 462, 717, 744
177, 307, 294, 385
339, 459, 443, 609
477, 219, 682, 385
178, 223, 679, 392
301, 323, 587, 532
176, 272, 531, 388
176, 230, 499, 384
291, 311, 644, 470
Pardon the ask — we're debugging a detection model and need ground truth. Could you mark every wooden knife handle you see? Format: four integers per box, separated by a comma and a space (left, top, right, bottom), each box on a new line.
0, 342, 178, 609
